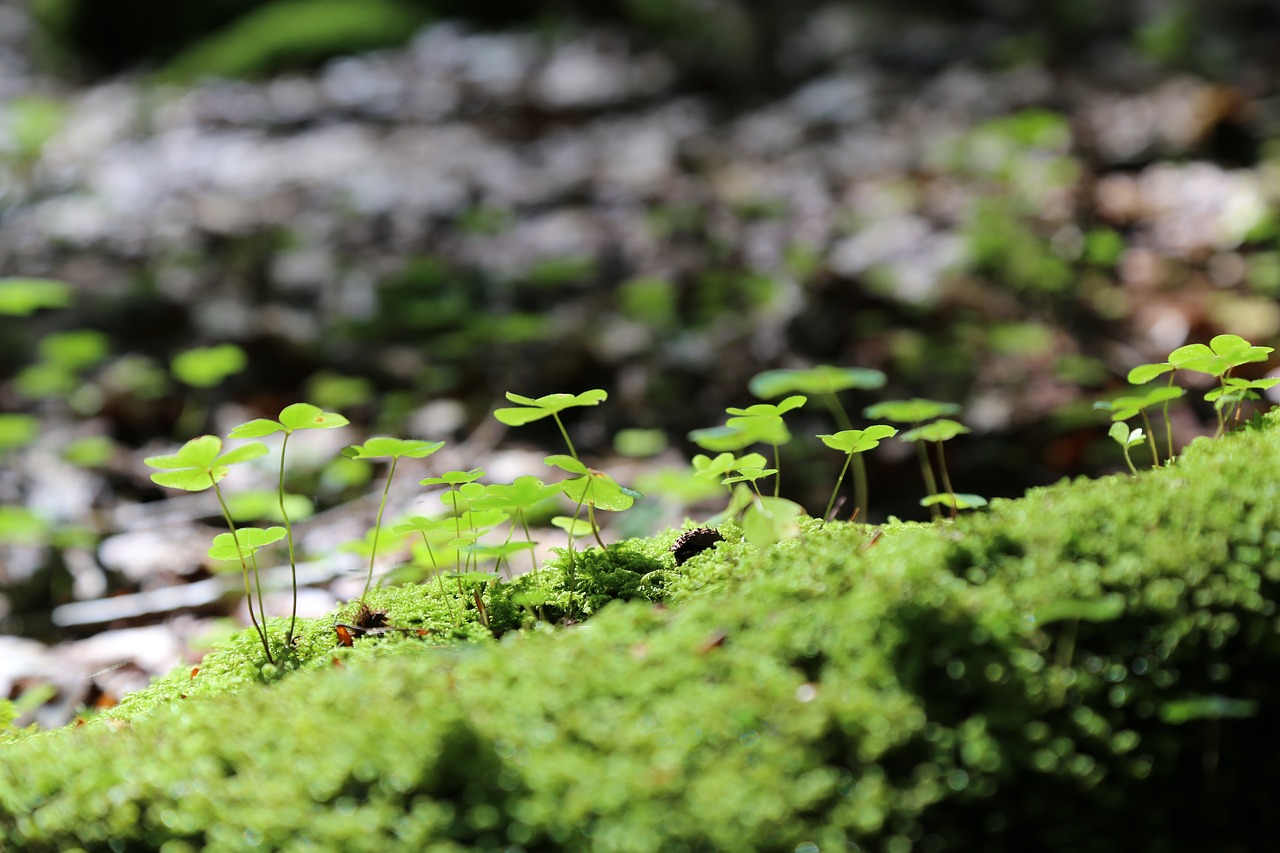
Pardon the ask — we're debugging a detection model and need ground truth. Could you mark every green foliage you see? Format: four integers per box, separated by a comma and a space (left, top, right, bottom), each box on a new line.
9, 417, 1280, 849
493, 390, 608, 428
0, 278, 71, 316
170, 343, 247, 389
163, 0, 426, 82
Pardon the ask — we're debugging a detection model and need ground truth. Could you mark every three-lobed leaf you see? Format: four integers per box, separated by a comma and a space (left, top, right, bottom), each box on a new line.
145, 435, 268, 491
494, 389, 607, 426
342, 437, 445, 461
207, 526, 287, 560
818, 425, 898, 454
230, 402, 349, 439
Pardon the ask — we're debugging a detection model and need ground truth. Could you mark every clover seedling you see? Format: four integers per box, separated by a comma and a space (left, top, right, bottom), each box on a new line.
752, 366, 887, 515
471, 476, 562, 603
817, 425, 898, 522
493, 390, 607, 460
144, 435, 274, 661
229, 403, 349, 645
1094, 385, 1182, 468
208, 526, 287, 636
897, 418, 976, 518
341, 437, 445, 597
864, 399, 961, 519
545, 454, 641, 550
1108, 422, 1144, 476
1168, 334, 1275, 436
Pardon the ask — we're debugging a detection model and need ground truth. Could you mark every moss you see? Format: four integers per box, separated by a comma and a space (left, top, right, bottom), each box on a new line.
7, 417, 1280, 849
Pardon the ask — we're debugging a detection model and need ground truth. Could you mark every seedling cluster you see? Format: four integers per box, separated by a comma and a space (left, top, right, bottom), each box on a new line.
1100, 334, 1277, 472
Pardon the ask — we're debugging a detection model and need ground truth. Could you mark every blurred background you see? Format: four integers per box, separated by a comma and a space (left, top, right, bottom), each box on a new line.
2, 0, 1280, 721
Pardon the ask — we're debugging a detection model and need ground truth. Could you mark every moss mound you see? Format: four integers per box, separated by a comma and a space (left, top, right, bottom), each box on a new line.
4, 419, 1280, 850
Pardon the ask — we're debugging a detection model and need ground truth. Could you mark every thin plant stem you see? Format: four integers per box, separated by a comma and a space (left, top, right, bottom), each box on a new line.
824, 393, 853, 431
1121, 445, 1138, 476
771, 443, 781, 497
822, 393, 868, 517
914, 431, 941, 520
363, 457, 398, 598
277, 431, 299, 646
934, 441, 957, 520
552, 412, 578, 460
1139, 410, 1159, 468
418, 531, 458, 624
823, 453, 854, 523
1162, 373, 1176, 460
587, 503, 607, 550
212, 483, 273, 664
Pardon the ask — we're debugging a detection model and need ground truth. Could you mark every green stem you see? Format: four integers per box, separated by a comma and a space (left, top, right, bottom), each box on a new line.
552, 412, 578, 461
212, 482, 273, 664
851, 453, 869, 522
913, 429, 941, 519
824, 392, 853, 431
363, 457, 398, 598
1139, 410, 1159, 468
418, 531, 457, 624
587, 502, 607, 550
934, 441, 957, 520
1121, 445, 1138, 476
1162, 373, 1176, 461
278, 431, 298, 647
823, 454, 854, 523
771, 443, 781, 498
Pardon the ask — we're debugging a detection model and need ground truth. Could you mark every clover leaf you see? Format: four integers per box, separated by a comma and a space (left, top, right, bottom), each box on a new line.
208, 527, 287, 561
145, 435, 268, 491
229, 402, 349, 438
341, 437, 446, 597
863, 398, 960, 424
493, 390, 608, 426
749, 365, 886, 399
817, 425, 898, 521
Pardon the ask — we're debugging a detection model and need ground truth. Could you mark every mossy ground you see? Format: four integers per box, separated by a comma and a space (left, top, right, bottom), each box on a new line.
4, 418, 1280, 851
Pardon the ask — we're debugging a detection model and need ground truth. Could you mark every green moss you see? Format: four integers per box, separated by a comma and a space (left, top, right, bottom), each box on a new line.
7, 418, 1280, 849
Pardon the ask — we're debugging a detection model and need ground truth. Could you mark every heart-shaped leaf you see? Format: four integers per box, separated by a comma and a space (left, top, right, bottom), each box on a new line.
741, 496, 805, 548
1127, 362, 1173, 385
687, 425, 755, 453
560, 468, 639, 511
470, 476, 562, 511
171, 344, 247, 389
551, 516, 596, 536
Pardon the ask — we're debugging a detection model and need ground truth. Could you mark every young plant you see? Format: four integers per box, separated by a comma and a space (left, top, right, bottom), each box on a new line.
144, 435, 274, 662
1109, 422, 1144, 476
689, 396, 806, 497
750, 365, 886, 514
494, 390, 638, 550
898, 419, 983, 517
228, 403, 349, 646
1095, 386, 1183, 467
863, 398, 961, 519
1168, 334, 1275, 437
340, 437, 445, 597
208, 526, 287, 641
816, 425, 898, 522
